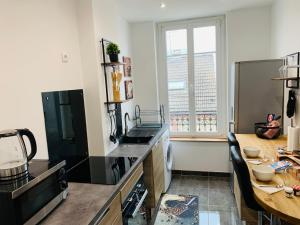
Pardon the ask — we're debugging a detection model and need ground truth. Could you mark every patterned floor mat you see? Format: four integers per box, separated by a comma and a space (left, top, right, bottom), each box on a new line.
154, 194, 199, 225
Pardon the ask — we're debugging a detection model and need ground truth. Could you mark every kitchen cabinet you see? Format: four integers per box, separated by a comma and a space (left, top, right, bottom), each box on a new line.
144, 138, 165, 208
98, 193, 122, 225
112, 214, 123, 225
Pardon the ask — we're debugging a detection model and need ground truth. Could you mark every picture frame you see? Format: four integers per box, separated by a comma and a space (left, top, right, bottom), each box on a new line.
123, 56, 132, 77
124, 80, 133, 100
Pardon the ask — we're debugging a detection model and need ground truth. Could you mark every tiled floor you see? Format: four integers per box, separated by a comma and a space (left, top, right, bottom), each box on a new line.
167, 174, 243, 225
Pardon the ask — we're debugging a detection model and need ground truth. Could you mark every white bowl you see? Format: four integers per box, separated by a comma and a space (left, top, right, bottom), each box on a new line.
243, 146, 261, 158
252, 165, 275, 182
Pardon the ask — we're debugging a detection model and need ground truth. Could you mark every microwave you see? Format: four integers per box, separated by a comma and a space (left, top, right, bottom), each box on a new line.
0, 160, 68, 225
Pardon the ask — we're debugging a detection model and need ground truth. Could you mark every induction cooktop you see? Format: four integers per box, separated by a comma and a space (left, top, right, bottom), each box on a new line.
67, 156, 138, 185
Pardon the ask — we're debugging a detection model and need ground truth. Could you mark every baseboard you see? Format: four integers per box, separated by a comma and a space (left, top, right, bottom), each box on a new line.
172, 170, 230, 177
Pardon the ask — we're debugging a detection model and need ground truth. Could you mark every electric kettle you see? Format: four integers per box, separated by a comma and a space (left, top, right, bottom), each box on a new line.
0, 129, 37, 181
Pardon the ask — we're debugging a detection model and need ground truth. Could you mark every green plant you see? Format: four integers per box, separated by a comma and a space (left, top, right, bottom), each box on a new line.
106, 43, 120, 55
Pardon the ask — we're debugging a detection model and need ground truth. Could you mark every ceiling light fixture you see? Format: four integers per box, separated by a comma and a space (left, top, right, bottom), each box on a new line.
160, 2, 166, 8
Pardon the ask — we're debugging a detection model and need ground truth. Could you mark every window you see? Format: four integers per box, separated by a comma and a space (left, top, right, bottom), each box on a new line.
168, 81, 186, 90
158, 17, 226, 137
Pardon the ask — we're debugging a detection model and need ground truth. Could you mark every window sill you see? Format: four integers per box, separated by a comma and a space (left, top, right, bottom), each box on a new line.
170, 136, 227, 143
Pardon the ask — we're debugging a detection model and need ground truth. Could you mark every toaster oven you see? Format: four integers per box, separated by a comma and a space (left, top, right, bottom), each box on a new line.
0, 160, 68, 225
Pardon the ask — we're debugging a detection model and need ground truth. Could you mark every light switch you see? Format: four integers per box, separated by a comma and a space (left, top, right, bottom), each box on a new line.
62, 53, 69, 63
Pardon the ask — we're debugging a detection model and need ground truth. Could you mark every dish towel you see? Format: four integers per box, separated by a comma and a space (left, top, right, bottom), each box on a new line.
252, 182, 283, 194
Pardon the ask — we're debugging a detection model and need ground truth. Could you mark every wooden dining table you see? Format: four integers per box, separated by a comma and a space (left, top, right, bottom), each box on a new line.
236, 134, 300, 224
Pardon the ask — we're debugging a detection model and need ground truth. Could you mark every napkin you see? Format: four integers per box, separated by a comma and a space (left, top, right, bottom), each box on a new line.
247, 160, 262, 165
252, 182, 283, 194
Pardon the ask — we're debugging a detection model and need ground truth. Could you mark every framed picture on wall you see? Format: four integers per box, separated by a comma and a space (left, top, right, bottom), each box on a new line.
125, 80, 133, 100
123, 56, 132, 77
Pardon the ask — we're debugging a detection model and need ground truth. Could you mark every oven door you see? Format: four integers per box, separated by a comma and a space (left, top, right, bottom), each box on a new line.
122, 189, 148, 225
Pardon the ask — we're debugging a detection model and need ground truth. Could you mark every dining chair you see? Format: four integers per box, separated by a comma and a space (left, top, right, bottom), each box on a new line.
230, 145, 278, 225
227, 132, 240, 148
228, 132, 240, 193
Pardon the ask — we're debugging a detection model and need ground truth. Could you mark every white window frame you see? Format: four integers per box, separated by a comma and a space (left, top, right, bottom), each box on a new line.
157, 16, 227, 137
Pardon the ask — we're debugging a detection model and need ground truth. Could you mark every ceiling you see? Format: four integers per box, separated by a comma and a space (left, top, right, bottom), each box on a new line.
116, 0, 273, 22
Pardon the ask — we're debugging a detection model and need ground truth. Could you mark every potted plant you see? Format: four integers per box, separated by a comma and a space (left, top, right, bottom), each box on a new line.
106, 43, 120, 63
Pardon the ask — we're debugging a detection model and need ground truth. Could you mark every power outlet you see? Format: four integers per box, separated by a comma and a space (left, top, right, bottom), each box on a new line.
61, 53, 69, 63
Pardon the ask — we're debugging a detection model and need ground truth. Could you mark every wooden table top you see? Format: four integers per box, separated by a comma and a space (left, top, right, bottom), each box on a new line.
236, 134, 300, 224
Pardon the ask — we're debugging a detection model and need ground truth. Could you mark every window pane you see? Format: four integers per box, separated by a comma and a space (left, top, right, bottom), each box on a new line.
193, 26, 217, 132
166, 29, 190, 132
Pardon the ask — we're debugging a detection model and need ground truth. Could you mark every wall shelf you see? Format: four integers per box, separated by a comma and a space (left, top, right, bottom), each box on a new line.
272, 52, 300, 89
101, 62, 125, 67
272, 76, 299, 88
100, 38, 125, 112
100, 38, 129, 140
104, 100, 131, 104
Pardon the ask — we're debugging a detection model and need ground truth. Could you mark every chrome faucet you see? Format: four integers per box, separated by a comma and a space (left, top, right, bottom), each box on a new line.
124, 113, 131, 136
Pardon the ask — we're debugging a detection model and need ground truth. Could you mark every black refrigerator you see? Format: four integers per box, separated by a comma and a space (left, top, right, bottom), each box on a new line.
42, 89, 88, 170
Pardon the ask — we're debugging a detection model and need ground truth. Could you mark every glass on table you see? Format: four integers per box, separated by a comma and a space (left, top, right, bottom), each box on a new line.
261, 153, 275, 163
282, 168, 292, 187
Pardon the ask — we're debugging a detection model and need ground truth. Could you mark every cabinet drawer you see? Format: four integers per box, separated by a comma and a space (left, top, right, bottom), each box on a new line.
120, 163, 143, 203
98, 193, 121, 225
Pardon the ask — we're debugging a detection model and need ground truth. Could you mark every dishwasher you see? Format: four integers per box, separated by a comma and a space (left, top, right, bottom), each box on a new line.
122, 176, 148, 225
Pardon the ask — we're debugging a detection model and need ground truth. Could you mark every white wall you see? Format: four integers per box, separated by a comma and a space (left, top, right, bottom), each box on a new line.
75, 0, 106, 156
0, 0, 83, 159
131, 22, 159, 110
226, 6, 271, 66
0, 0, 134, 159
270, 0, 300, 58
172, 142, 230, 172
92, 0, 134, 154
270, 0, 300, 130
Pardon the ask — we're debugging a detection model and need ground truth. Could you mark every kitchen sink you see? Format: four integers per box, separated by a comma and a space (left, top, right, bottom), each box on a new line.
127, 128, 160, 137
119, 135, 154, 144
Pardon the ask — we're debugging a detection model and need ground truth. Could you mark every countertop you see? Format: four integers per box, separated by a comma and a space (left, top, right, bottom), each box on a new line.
41, 125, 168, 225
236, 134, 300, 224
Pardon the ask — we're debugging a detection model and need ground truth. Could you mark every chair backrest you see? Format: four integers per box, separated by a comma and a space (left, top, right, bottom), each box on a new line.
230, 145, 262, 211
228, 132, 240, 148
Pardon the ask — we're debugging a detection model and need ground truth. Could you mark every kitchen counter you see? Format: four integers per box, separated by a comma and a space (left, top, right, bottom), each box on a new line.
109, 126, 168, 159
41, 125, 168, 225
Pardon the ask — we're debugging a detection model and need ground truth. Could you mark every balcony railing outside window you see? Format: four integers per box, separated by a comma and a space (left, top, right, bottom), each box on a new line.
170, 113, 190, 132
196, 113, 217, 132
170, 112, 217, 133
